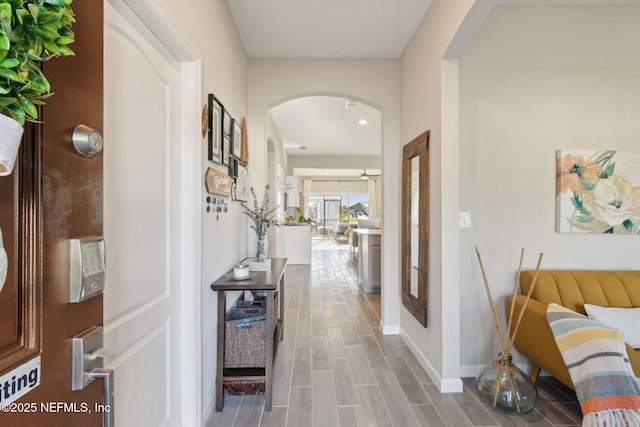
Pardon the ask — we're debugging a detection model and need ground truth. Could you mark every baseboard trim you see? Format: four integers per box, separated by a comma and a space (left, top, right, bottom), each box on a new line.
400, 327, 463, 393
381, 323, 400, 335
440, 377, 464, 393
202, 391, 214, 424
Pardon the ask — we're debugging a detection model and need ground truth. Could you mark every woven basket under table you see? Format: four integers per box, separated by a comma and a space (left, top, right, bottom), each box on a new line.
224, 294, 278, 369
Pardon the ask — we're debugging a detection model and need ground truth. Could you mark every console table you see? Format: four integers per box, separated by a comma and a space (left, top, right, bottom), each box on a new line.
210, 258, 287, 412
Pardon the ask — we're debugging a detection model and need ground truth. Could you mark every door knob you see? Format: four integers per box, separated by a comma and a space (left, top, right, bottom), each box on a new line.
90, 368, 114, 427
72, 326, 115, 427
72, 125, 104, 157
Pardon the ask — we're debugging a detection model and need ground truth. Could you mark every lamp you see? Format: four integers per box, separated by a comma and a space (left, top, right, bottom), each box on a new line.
360, 169, 369, 180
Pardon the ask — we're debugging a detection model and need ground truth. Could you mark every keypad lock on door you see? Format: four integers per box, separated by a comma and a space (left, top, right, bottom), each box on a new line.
69, 236, 106, 303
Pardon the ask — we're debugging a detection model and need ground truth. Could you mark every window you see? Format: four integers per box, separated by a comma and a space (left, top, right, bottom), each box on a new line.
308, 193, 368, 238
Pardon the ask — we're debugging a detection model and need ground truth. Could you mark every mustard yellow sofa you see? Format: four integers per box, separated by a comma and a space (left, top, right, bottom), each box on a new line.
509, 270, 640, 390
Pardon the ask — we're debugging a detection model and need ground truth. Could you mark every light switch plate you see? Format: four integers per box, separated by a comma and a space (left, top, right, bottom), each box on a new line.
459, 212, 471, 228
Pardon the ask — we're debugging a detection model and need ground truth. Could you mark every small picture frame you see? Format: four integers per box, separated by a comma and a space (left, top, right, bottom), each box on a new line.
232, 119, 242, 158
228, 157, 238, 178
231, 180, 237, 201
223, 109, 232, 136
222, 134, 231, 166
207, 94, 223, 163
236, 165, 248, 202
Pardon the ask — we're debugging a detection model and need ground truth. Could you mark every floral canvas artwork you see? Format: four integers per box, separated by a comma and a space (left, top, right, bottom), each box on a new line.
556, 149, 640, 234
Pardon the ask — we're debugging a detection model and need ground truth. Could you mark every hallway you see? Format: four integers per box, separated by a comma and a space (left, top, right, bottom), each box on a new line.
205, 247, 582, 426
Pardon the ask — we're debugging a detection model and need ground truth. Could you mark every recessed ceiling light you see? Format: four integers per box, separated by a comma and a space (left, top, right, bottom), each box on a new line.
325, 171, 330, 175
358, 119, 368, 126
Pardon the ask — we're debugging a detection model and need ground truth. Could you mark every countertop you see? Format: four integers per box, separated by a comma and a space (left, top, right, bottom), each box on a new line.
353, 228, 382, 236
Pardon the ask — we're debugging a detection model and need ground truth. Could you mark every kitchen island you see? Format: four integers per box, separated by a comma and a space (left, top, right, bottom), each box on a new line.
353, 228, 381, 293
282, 224, 311, 264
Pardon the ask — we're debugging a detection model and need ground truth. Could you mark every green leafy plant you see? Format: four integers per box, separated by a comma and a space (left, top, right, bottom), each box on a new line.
296, 207, 316, 225
241, 185, 280, 239
0, 0, 75, 125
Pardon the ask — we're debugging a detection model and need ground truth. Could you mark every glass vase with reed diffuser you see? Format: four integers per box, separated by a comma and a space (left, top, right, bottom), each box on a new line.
476, 352, 537, 413
474, 247, 543, 414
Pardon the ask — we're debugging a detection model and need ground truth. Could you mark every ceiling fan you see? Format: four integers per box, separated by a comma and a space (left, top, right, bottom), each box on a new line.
360, 169, 380, 180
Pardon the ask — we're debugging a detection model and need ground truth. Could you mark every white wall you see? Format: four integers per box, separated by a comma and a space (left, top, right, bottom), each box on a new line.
310, 180, 369, 194
266, 112, 288, 176
266, 112, 287, 257
162, 0, 249, 418
399, 0, 475, 391
288, 155, 381, 173
458, 5, 640, 374
248, 59, 401, 330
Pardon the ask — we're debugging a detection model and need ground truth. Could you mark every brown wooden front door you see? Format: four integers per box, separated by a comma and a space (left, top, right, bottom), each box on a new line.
0, 1, 104, 425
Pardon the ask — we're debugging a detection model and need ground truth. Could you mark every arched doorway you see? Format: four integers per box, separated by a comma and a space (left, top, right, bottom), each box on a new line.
265, 94, 383, 310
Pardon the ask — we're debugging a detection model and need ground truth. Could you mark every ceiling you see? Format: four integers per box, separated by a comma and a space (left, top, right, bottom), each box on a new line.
226, 0, 640, 61
270, 96, 382, 157
224, 0, 431, 177
226, 0, 433, 59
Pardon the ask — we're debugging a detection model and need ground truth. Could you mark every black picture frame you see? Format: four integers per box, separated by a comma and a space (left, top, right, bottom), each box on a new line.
223, 108, 232, 136
228, 157, 238, 178
207, 94, 223, 163
232, 118, 242, 158
222, 134, 231, 167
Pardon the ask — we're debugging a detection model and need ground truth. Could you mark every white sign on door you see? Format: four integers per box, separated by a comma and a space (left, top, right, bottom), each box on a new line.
0, 356, 41, 405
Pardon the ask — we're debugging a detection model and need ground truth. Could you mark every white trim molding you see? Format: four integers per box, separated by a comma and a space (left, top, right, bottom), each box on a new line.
400, 327, 463, 393
381, 323, 400, 335
118, 0, 199, 62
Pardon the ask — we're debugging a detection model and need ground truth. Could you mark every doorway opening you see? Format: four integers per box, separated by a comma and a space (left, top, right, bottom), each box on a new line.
309, 192, 368, 238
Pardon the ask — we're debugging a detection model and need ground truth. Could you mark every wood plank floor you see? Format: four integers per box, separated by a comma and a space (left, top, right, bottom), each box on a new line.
205, 243, 582, 427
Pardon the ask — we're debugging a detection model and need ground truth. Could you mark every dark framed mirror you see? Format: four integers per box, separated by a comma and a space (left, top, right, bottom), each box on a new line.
402, 130, 429, 327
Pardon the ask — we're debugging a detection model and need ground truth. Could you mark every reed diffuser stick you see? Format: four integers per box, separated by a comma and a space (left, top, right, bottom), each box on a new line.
474, 246, 508, 357
506, 253, 543, 355
505, 248, 525, 350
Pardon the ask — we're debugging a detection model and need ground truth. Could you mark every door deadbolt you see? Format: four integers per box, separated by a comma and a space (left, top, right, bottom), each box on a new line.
72, 125, 103, 157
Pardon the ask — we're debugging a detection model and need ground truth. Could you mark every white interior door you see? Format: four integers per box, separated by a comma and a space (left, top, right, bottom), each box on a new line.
104, 3, 182, 426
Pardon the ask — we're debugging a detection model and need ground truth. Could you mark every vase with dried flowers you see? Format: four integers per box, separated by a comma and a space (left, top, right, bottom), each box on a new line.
241, 185, 279, 260
474, 246, 543, 414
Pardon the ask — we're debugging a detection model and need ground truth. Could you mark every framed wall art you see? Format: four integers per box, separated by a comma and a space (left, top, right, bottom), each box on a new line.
222, 134, 231, 167
556, 149, 640, 234
207, 94, 223, 163
236, 165, 248, 202
232, 119, 242, 158
228, 157, 238, 178
223, 108, 232, 136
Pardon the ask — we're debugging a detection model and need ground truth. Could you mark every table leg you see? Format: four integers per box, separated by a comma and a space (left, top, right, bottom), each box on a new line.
265, 289, 274, 411
280, 273, 285, 340
216, 290, 225, 412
